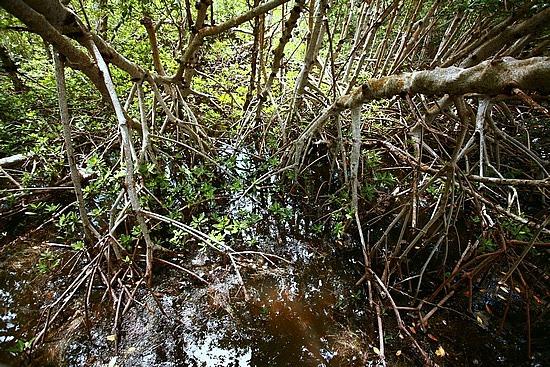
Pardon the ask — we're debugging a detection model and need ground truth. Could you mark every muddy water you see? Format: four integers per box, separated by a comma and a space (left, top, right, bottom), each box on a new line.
1, 196, 548, 366
80, 242, 368, 367
3, 233, 548, 366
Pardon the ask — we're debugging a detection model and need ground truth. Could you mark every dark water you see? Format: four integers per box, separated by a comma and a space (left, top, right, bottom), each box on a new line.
0, 160, 548, 366
1, 230, 548, 366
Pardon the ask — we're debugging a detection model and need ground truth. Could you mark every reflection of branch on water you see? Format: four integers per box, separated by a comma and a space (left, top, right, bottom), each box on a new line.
140, 210, 292, 302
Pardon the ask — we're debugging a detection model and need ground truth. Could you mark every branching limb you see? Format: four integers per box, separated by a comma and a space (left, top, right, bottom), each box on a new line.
369, 269, 438, 367
89, 39, 160, 285
53, 49, 101, 241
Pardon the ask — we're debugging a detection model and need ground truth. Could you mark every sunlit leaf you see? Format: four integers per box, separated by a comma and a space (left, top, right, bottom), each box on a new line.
396, 350, 402, 356
435, 345, 446, 357
476, 316, 483, 324
127, 346, 136, 353
107, 334, 116, 341
373, 346, 381, 355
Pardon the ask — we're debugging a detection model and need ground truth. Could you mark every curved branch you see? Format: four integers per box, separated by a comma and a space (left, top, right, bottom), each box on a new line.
174, 0, 290, 81
294, 57, 550, 161
1, 0, 109, 97
338, 57, 550, 109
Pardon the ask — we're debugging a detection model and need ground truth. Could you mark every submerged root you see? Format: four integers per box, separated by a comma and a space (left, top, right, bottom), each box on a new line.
290, 89, 549, 364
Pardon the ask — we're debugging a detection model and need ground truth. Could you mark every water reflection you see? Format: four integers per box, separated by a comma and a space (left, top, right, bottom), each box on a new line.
184, 332, 251, 367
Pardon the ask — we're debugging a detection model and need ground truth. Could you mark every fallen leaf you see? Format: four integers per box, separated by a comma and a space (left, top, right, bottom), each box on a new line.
480, 289, 487, 293
396, 350, 402, 356
533, 295, 543, 303
435, 345, 446, 357
108, 356, 118, 367
485, 304, 492, 315
127, 347, 136, 353
409, 326, 416, 334
428, 333, 438, 341
476, 316, 483, 325
106, 334, 116, 341
373, 346, 381, 355
500, 286, 509, 293
497, 294, 506, 300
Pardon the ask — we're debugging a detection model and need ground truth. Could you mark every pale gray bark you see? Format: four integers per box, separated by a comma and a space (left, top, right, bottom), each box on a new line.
53, 50, 100, 241
0, 154, 28, 166
294, 57, 550, 158
338, 57, 550, 109
89, 40, 160, 283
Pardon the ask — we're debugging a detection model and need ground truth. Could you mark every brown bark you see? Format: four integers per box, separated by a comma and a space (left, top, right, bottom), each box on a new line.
0, 42, 27, 91
447, 5, 550, 68
141, 15, 166, 76
174, 0, 290, 83
22, 0, 80, 32
0, 0, 110, 98
255, 0, 304, 118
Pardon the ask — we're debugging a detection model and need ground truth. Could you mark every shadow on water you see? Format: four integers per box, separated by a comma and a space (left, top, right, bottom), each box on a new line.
109, 243, 369, 367
1, 217, 549, 366
0, 152, 548, 367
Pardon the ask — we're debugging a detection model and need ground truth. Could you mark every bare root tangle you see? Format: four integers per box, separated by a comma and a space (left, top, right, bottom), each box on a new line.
289, 45, 548, 365
1, 0, 549, 364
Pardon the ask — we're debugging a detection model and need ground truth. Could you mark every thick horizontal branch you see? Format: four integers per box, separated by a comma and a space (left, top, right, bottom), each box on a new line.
294, 57, 550, 145
1, 0, 110, 97
337, 57, 550, 109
